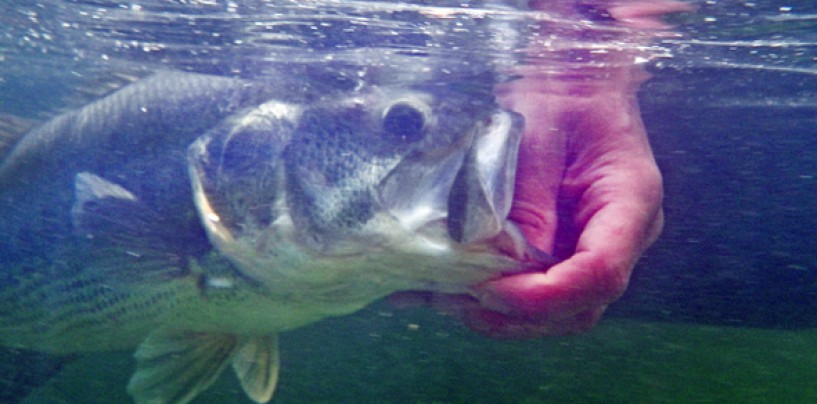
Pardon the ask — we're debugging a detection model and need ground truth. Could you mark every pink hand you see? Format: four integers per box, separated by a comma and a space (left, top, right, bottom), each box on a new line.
465, 72, 664, 337
457, 0, 687, 338
392, 0, 688, 338
392, 73, 664, 337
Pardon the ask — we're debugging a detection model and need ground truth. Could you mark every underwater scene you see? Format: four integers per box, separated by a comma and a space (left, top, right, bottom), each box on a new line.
1, 0, 816, 402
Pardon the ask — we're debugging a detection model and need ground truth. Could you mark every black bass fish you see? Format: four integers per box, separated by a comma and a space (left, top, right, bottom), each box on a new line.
0, 71, 546, 403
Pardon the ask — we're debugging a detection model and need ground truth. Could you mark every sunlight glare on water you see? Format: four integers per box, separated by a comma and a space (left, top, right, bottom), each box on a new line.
3, 1, 813, 114
1, 1, 682, 95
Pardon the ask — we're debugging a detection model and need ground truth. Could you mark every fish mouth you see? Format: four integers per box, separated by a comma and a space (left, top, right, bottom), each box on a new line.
276, 108, 525, 259
187, 95, 528, 292
377, 109, 524, 251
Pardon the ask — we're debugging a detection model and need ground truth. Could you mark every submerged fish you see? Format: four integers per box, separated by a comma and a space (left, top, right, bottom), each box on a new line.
0, 71, 546, 403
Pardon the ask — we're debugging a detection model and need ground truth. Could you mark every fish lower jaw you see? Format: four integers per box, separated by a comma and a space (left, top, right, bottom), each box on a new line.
225, 239, 512, 302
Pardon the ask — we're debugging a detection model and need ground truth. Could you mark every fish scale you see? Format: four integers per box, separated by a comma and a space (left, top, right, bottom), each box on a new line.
0, 253, 286, 352
0, 70, 542, 403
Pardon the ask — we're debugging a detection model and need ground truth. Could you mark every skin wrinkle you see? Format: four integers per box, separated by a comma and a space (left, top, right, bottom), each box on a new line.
502, 89, 567, 254
468, 81, 665, 335
462, 1, 686, 337
507, 202, 558, 254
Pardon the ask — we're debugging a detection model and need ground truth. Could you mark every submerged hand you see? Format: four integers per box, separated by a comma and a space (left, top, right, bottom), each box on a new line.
455, 0, 691, 338
459, 71, 664, 337
396, 72, 664, 338
393, 0, 687, 338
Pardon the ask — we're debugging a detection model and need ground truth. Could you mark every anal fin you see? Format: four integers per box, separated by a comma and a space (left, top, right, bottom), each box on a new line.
127, 331, 238, 404
232, 334, 280, 403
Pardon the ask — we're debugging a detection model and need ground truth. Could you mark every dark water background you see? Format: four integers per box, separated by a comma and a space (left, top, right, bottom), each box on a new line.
621, 2, 817, 329
2, 0, 817, 402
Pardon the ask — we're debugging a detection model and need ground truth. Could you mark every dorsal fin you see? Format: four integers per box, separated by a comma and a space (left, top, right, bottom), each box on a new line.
0, 113, 35, 162
66, 71, 143, 101
1, 69, 144, 163
47, 69, 147, 119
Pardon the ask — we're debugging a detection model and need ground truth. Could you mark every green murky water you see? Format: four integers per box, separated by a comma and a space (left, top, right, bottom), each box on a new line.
25, 301, 817, 403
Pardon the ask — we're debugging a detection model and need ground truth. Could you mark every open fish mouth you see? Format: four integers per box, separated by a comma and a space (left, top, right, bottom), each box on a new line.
187, 84, 531, 293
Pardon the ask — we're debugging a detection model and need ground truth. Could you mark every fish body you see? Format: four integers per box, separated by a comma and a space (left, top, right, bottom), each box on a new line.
0, 71, 536, 403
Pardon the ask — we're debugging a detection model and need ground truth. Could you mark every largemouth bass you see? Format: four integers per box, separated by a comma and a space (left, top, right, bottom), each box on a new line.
0, 71, 546, 403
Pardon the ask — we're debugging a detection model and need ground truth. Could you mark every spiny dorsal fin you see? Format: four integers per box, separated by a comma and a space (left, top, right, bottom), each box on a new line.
128, 331, 238, 404
67, 71, 143, 101
1, 70, 144, 163
232, 335, 280, 403
47, 70, 147, 119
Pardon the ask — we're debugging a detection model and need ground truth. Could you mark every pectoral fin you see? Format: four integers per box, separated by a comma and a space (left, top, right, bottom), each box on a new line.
127, 331, 238, 404
72, 172, 139, 235
232, 334, 280, 403
71, 172, 209, 281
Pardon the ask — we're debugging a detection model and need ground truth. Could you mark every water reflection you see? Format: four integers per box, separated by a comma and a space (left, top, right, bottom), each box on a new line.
1, 1, 677, 92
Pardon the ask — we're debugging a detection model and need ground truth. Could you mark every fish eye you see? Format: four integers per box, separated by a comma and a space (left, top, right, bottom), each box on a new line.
382, 102, 426, 142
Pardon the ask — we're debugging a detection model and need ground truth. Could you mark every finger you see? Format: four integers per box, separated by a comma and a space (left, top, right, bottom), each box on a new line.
645, 206, 665, 249
607, 0, 695, 30
477, 197, 657, 317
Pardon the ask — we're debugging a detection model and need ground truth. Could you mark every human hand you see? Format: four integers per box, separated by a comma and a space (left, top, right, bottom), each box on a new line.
393, 0, 687, 338
394, 69, 663, 337
466, 68, 665, 337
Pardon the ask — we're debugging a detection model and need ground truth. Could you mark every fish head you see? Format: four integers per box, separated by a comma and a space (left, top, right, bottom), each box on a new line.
188, 83, 532, 299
